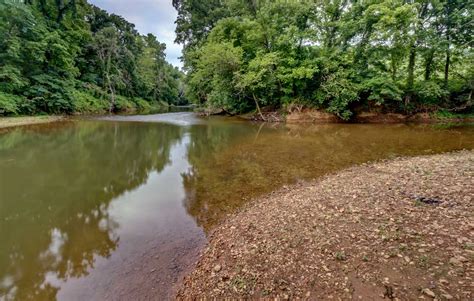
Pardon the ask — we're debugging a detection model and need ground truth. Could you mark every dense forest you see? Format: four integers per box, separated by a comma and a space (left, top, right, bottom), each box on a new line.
0, 0, 185, 116
174, 0, 473, 119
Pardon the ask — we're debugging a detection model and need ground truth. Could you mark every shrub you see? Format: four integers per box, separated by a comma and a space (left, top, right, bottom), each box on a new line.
315, 69, 360, 120
115, 95, 135, 112
71, 89, 109, 113
132, 97, 153, 111
0, 92, 21, 115
414, 81, 448, 104
26, 75, 75, 114
0, 92, 36, 115
362, 77, 403, 106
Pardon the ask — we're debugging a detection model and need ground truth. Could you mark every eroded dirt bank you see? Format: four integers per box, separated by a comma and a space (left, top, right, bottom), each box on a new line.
238, 108, 474, 124
177, 151, 473, 300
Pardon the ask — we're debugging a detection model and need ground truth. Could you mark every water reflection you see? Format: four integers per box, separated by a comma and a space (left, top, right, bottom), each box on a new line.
0, 115, 473, 300
182, 122, 474, 230
0, 121, 185, 300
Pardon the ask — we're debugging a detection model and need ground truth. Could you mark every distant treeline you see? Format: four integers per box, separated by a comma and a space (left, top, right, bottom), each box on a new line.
0, 0, 186, 116
174, 0, 473, 119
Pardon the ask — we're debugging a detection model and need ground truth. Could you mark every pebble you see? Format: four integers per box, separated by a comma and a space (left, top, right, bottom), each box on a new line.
177, 152, 474, 299
441, 293, 453, 300
422, 288, 436, 298
449, 256, 467, 266
438, 279, 449, 285
213, 264, 222, 272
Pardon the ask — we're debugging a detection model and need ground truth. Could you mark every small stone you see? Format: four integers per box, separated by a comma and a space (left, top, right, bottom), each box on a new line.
449, 256, 467, 266
438, 279, 449, 285
441, 294, 453, 300
449, 257, 461, 266
422, 288, 436, 298
213, 264, 222, 272
457, 256, 468, 262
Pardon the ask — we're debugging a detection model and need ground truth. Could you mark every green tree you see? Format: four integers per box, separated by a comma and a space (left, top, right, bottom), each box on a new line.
177, 0, 473, 119
0, 0, 185, 116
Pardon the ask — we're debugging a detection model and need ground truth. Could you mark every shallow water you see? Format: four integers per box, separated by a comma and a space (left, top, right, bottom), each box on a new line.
0, 113, 473, 300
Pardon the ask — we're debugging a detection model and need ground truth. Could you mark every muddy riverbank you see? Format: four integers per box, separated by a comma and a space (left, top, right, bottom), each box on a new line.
235, 108, 474, 124
177, 151, 474, 300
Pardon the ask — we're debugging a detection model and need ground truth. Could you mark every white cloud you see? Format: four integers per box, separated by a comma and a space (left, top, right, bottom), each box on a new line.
89, 0, 183, 68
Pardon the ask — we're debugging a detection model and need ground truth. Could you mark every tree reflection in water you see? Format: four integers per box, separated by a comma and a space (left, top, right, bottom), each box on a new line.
0, 121, 183, 300
182, 122, 474, 232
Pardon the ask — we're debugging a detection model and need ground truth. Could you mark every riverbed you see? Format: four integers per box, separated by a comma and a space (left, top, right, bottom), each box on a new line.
0, 113, 473, 300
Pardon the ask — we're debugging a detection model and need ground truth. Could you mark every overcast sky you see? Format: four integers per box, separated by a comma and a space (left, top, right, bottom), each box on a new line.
89, 0, 183, 69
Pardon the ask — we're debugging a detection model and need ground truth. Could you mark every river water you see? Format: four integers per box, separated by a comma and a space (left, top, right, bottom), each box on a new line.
0, 113, 473, 300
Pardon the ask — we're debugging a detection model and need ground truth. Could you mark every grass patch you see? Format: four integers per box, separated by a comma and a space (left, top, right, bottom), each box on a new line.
335, 251, 347, 261
434, 109, 474, 120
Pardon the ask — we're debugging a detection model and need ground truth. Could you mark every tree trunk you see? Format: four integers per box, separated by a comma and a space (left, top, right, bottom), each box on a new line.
424, 49, 435, 81
253, 93, 265, 121
444, 1, 451, 88
404, 44, 416, 110
444, 47, 450, 88
407, 44, 416, 90
391, 52, 397, 80
106, 73, 115, 113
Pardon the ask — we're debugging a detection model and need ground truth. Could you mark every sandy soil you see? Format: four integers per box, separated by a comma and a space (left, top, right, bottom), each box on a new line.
177, 151, 474, 300
0, 115, 65, 129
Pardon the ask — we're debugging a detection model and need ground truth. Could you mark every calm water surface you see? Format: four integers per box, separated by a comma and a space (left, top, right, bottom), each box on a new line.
0, 113, 473, 300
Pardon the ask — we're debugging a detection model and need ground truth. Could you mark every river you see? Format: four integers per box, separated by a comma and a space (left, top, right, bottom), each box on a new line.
0, 112, 473, 300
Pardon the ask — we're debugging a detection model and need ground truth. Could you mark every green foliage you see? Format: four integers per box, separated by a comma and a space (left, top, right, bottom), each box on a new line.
0, 92, 22, 115
114, 95, 135, 112
414, 81, 448, 104
188, 41, 244, 112
335, 251, 347, 261
71, 89, 109, 113
434, 110, 474, 119
0, 0, 185, 116
315, 69, 360, 120
176, 0, 474, 119
26, 75, 75, 114
363, 77, 403, 106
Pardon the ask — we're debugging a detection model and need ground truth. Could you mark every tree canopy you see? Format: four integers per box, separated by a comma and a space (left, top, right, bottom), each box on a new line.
174, 0, 473, 119
0, 0, 186, 116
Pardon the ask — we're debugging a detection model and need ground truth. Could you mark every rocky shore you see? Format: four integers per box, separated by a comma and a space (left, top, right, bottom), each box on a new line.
177, 151, 474, 300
